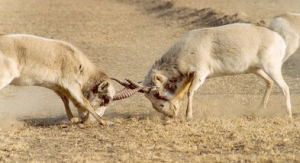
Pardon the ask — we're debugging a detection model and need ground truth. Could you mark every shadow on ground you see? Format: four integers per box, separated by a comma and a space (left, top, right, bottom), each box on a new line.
120, 0, 265, 30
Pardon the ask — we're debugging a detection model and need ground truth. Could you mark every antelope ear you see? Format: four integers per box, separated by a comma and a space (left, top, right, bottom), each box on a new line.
152, 74, 167, 87
98, 81, 109, 92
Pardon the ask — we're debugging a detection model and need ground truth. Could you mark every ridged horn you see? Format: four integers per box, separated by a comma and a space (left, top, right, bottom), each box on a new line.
113, 88, 141, 101
111, 78, 150, 93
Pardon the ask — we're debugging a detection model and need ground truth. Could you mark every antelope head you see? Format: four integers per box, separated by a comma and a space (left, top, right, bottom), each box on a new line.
85, 78, 144, 117
111, 75, 180, 118
85, 80, 116, 117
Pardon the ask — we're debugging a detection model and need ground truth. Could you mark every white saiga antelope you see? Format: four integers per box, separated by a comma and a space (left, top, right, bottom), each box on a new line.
250, 12, 300, 110
0, 34, 131, 125
119, 23, 292, 120
269, 12, 300, 62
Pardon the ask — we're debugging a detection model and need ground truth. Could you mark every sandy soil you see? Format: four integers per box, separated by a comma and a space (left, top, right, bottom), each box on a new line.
0, 0, 300, 162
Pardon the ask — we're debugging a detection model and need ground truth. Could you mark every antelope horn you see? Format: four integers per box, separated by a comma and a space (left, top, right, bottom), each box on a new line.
111, 78, 137, 89
111, 77, 151, 93
113, 88, 141, 101
125, 79, 143, 88
125, 79, 151, 93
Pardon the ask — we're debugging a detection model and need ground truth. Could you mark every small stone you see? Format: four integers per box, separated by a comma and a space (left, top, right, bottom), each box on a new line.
61, 124, 68, 128
78, 124, 85, 128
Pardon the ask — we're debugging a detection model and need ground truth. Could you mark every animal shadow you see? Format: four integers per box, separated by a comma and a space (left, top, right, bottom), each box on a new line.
21, 115, 68, 127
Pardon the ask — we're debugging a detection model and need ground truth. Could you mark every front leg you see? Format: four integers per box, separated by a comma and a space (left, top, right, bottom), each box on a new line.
56, 92, 81, 123
169, 76, 193, 117
67, 85, 113, 126
77, 109, 90, 123
169, 100, 182, 117
186, 71, 210, 121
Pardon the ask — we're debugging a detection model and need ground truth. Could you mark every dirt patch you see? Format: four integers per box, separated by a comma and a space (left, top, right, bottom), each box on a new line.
120, 0, 266, 30
1, 117, 300, 162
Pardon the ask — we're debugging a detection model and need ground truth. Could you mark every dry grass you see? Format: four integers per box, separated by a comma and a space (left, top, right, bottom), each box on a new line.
1, 116, 300, 162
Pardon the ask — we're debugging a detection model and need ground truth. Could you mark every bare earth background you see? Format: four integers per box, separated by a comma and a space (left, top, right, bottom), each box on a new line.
0, 0, 300, 162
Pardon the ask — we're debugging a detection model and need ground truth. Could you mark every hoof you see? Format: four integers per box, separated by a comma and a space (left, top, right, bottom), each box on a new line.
79, 112, 89, 122
70, 117, 81, 123
103, 121, 114, 126
288, 116, 293, 123
165, 117, 174, 123
186, 116, 193, 122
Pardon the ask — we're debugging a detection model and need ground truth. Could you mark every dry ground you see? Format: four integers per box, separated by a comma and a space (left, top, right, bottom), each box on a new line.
0, 0, 300, 162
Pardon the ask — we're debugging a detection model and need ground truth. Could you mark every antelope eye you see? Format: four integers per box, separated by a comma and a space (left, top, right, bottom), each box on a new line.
166, 83, 177, 93
153, 92, 160, 98
91, 86, 98, 94
103, 96, 110, 104
98, 93, 105, 98
153, 92, 168, 101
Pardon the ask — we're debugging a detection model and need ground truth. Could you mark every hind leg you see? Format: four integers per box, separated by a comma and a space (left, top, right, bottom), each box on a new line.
263, 67, 292, 119
0, 76, 14, 91
255, 69, 274, 108
0, 57, 19, 90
